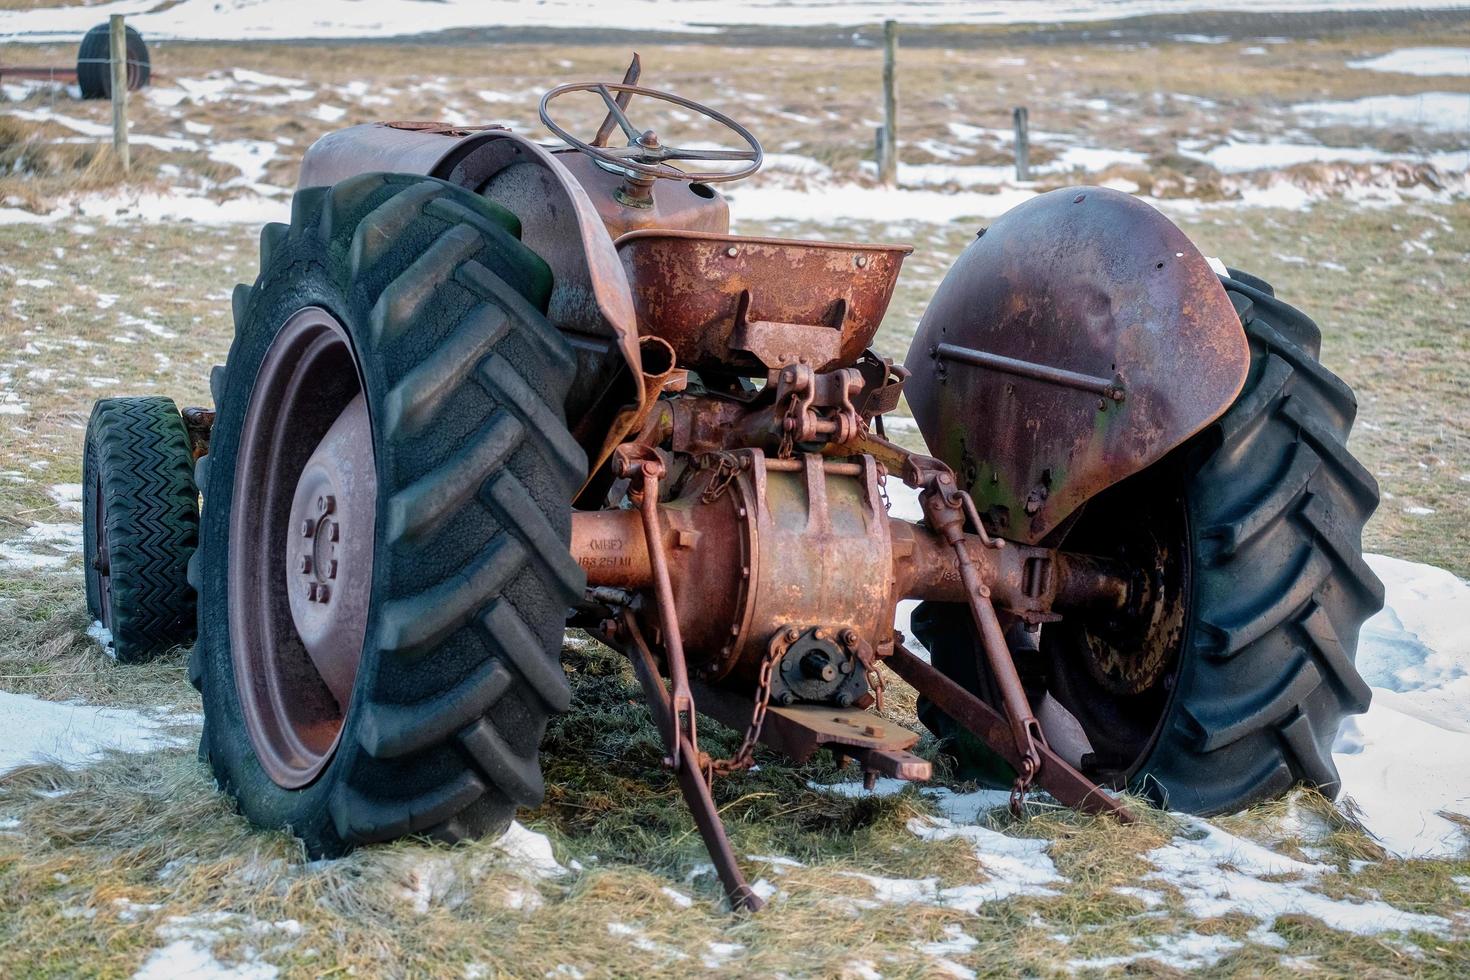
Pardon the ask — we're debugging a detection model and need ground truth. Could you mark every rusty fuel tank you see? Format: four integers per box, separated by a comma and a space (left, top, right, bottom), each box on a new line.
903, 186, 1249, 545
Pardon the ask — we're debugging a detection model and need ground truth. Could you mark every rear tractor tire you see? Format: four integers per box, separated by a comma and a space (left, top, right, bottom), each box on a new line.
76, 22, 150, 99
917, 271, 1383, 815
192, 173, 586, 856
82, 396, 199, 663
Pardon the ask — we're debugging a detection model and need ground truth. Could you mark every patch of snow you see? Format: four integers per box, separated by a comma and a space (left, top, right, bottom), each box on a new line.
118, 314, 179, 340
1116, 886, 1166, 909
911, 816, 1064, 895
1294, 92, 1470, 132
810, 776, 912, 798
1180, 139, 1402, 173
1349, 47, 1470, 77
606, 921, 688, 961
0, 520, 81, 571
925, 787, 1014, 823
1335, 554, 1470, 857
762, 153, 833, 178
87, 620, 115, 657
701, 941, 744, 969
0, 189, 290, 227
209, 140, 279, 186
397, 855, 460, 914
232, 68, 305, 87
0, 690, 181, 775
1144, 816, 1451, 937
175, 76, 238, 103
8, 108, 198, 152
840, 816, 1061, 913
660, 885, 693, 908
145, 87, 188, 108
134, 914, 299, 980
1068, 931, 1244, 971
495, 820, 566, 878
133, 940, 277, 980
861, 145, 1143, 189
920, 923, 978, 959
747, 853, 805, 871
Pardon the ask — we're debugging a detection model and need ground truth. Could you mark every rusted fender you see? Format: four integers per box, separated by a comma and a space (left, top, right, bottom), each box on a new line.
300, 124, 646, 474
904, 187, 1249, 544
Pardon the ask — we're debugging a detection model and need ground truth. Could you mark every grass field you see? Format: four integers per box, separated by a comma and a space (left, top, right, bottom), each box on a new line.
1, 13, 1469, 978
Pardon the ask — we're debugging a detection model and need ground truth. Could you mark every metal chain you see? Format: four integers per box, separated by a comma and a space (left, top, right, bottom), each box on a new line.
847, 633, 886, 713
699, 452, 742, 503
708, 642, 782, 777
1010, 756, 1038, 816
776, 395, 802, 459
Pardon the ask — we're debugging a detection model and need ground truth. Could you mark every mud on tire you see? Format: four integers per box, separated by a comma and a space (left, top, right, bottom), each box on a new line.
192, 173, 586, 855
917, 272, 1383, 815
82, 396, 198, 663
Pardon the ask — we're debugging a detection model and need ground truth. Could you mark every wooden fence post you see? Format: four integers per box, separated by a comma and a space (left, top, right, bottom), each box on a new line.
109, 14, 129, 175
1012, 106, 1029, 182
880, 19, 898, 187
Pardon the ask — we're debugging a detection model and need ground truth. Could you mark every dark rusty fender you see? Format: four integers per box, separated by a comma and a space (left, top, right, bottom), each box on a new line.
903, 186, 1249, 544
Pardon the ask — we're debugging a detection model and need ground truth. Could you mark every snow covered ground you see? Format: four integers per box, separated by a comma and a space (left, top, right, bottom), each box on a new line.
1350, 46, 1470, 76
0, 689, 183, 773
1338, 554, 1470, 858
4, 0, 1470, 42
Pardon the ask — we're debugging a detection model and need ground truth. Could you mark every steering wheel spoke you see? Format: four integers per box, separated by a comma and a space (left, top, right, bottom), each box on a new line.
660, 145, 758, 163
595, 83, 643, 142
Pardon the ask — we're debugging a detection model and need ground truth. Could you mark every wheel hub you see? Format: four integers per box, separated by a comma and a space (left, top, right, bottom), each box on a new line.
284, 393, 375, 711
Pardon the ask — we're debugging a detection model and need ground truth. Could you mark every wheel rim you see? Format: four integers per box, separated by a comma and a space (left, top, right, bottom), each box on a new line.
1042, 464, 1191, 785
89, 465, 113, 632
230, 307, 376, 789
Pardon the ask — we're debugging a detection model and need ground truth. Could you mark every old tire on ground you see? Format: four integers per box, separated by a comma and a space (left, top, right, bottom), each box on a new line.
76, 23, 150, 99
82, 396, 198, 663
192, 173, 586, 856
915, 271, 1383, 815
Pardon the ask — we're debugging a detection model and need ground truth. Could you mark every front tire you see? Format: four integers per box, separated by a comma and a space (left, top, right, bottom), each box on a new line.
82, 396, 198, 663
193, 174, 586, 855
917, 272, 1383, 814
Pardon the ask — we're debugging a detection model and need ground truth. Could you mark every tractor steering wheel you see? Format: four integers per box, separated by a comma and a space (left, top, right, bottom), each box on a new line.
539, 82, 763, 184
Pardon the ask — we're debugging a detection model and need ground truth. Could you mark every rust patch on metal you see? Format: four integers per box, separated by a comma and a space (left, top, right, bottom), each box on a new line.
903, 186, 1249, 544
617, 230, 912, 374
382, 121, 506, 137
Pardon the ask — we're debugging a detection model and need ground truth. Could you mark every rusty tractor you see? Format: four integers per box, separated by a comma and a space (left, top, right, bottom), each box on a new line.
84, 59, 1382, 910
